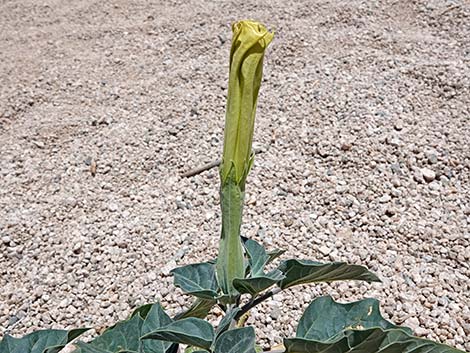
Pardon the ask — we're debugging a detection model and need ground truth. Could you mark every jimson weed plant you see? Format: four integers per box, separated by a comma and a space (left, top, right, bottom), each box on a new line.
0, 20, 466, 353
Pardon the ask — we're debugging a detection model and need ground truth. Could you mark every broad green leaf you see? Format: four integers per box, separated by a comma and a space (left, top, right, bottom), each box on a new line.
73, 303, 171, 353
171, 263, 218, 300
215, 308, 241, 338
174, 299, 216, 320
141, 304, 173, 353
142, 318, 214, 350
0, 328, 88, 353
297, 296, 408, 341
213, 327, 257, 353
244, 239, 270, 276
284, 328, 465, 353
283, 296, 465, 353
233, 270, 284, 295
278, 259, 380, 289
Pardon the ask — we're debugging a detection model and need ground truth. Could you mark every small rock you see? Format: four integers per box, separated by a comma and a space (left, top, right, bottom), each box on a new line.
84, 156, 93, 166
108, 203, 119, 212
425, 151, 438, 164
391, 177, 401, 187
340, 142, 352, 151
387, 136, 401, 147
390, 163, 402, 175
415, 327, 429, 336
318, 245, 331, 256
385, 206, 396, 217
161, 260, 177, 276
175, 199, 188, 209
421, 168, 436, 182
413, 169, 424, 183
173, 247, 188, 260
73, 242, 82, 254
378, 194, 391, 203
404, 317, 420, 331
284, 218, 293, 227
32, 140, 45, 149
270, 305, 282, 320
7, 315, 19, 326
394, 121, 404, 131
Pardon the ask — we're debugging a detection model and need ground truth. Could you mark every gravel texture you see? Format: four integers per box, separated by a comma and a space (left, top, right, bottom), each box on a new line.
1, 0, 469, 351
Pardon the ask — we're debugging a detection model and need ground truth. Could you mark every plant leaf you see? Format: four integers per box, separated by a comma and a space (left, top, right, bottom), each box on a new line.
213, 327, 257, 353
233, 270, 284, 295
171, 263, 218, 300
284, 328, 465, 353
131, 304, 154, 319
0, 328, 88, 353
278, 259, 380, 289
215, 308, 241, 338
244, 239, 270, 276
266, 248, 286, 265
297, 296, 408, 341
142, 318, 214, 350
283, 296, 465, 353
184, 347, 209, 353
73, 303, 172, 353
174, 299, 216, 320
141, 304, 174, 353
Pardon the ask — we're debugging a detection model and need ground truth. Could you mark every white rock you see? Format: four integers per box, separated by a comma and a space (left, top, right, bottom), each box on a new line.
421, 168, 436, 182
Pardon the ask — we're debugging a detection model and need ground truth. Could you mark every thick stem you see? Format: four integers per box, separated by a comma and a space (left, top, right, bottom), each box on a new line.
216, 178, 245, 301
234, 287, 281, 321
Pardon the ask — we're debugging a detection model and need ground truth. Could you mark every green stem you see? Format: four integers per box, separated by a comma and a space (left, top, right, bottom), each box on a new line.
216, 178, 245, 301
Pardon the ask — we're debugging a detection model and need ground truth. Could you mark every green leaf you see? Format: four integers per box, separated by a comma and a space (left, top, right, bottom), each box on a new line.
184, 347, 209, 353
131, 304, 154, 319
0, 328, 88, 353
297, 296, 408, 341
174, 299, 216, 320
283, 296, 465, 353
213, 327, 257, 353
284, 328, 465, 353
242, 239, 285, 276
171, 263, 218, 300
266, 248, 286, 265
141, 304, 174, 353
233, 270, 284, 295
73, 303, 172, 353
278, 259, 381, 289
244, 239, 270, 276
215, 308, 241, 338
142, 318, 214, 350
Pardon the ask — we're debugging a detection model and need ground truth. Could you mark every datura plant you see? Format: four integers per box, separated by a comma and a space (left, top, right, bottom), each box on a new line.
0, 20, 466, 353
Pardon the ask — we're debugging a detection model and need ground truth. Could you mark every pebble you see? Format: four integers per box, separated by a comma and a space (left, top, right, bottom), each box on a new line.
421, 168, 436, 183
108, 203, 119, 212
378, 194, 391, 203
270, 305, 282, 320
318, 246, 331, 256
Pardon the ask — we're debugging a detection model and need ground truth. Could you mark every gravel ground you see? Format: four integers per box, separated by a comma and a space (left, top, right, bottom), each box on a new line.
1, 0, 469, 351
